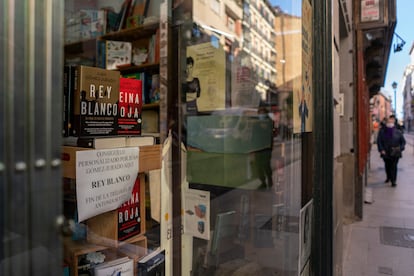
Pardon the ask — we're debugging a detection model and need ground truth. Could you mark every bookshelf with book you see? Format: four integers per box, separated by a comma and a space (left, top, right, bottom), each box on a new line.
61, 146, 161, 275
62, 1, 164, 275
60, 131, 162, 274
63, 234, 147, 276
64, 0, 162, 140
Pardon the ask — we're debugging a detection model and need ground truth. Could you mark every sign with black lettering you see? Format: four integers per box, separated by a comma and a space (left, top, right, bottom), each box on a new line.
76, 147, 139, 222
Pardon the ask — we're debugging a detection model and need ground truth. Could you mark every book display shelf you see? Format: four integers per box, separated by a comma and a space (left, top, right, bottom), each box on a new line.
62, 1, 165, 275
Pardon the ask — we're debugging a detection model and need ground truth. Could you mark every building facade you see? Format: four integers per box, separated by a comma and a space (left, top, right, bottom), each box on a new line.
371, 92, 392, 124
353, 0, 396, 221
241, 0, 276, 99
401, 44, 414, 132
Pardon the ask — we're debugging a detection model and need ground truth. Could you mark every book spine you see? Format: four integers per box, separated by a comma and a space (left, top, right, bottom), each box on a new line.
142, 72, 149, 104
63, 65, 76, 136
138, 253, 165, 275
137, 264, 146, 276
105, 9, 119, 33
68, 66, 76, 136
143, 0, 151, 17
148, 35, 155, 63
117, 0, 132, 31
118, 177, 142, 240
128, 0, 137, 17
139, 72, 145, 105
96, 40, 106, 69
149, 74, 160, 103
76, 137, 95, 148
71, 66, 80, 136
117, 78, 143, 135
114, 5, 124, 31
63, 66, 70, 137
154, 28, 160, 63
100, 9, 108, 35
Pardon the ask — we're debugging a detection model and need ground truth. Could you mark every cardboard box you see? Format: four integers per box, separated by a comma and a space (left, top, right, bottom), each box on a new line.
186, 115, 273, 154
86, 174, 146, 247
187, 150, 269, 188
63, 235, 147, 276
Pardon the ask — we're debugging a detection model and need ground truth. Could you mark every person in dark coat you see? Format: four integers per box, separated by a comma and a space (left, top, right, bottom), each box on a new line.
377, 115, 406, 187
184, 56, 201, 115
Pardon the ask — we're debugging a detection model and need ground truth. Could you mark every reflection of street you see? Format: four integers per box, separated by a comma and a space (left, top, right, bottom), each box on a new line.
273, 138, 302, 167
189, 137, 302, 275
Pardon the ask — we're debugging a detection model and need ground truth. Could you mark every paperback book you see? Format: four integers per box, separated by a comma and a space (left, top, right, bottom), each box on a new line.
116, 0, 133, 31
106, 40, 132, 70
118, 176, 143, 241
72, 65, 120, 136
63, 65, 76, 137
137, 248, 165, 276
94, 256, 134, 276
118, 77, 143, 135
125, 135, 155, 147
79, 9, 106, 40
62, 136, 127, 149
149, 74, 160, 103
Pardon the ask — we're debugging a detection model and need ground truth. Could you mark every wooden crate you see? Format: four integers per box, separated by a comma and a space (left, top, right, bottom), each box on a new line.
118, 234, 148, 261
63, 238, 127, 276
86, 174, 146, 248
61, 146, 88, 179
63, 234, 148, 276
138, 144, 162, 172
61, 144, 162, 179
119, 235, 148, 275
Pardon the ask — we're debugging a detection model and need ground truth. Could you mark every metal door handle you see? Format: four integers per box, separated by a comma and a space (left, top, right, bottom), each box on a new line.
54, 214, 75, 236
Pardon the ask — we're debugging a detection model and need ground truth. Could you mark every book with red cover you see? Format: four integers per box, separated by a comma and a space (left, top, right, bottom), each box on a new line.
118, 177, 142, 240
154, 28, 160, 63
118, 77, 143, 135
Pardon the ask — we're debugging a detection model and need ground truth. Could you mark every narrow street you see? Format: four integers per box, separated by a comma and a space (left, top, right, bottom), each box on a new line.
343, 133, 414, 275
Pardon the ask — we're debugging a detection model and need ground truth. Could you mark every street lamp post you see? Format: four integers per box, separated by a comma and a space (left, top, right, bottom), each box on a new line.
392, 81, 397, 115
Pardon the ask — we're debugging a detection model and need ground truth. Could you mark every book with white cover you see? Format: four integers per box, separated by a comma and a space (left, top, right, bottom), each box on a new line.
63, 136, 127, 149
106, 40, 132, 70
126, 135, 155, 147
94, 256, 134, 276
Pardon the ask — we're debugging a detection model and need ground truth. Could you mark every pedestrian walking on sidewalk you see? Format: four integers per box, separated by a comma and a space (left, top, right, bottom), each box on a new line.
377, 115, 406, 187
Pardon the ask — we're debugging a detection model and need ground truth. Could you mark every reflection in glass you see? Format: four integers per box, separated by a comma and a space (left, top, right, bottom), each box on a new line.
177, 0, 308, 275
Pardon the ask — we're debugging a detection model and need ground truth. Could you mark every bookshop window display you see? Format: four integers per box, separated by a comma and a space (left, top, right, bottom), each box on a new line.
58, 1, 313, 276
62, 1, 165, 275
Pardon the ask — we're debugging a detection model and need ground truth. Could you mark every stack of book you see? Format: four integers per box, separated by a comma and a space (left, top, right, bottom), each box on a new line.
63, 65, 158, 139
94, 256, 134, 276
65, 9, 106, 44
63, 1, 162, 272
64, 0, 154, 44
137, 248, 165, 276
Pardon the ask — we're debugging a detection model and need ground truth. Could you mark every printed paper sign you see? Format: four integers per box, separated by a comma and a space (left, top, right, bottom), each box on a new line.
76, 147, 139, 222
185, 43, 226, 112
361, 0, 380, 22
183, 189, 210, 240
299, 199, 313, 274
